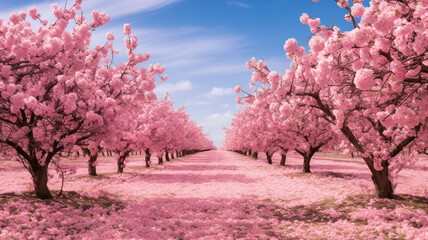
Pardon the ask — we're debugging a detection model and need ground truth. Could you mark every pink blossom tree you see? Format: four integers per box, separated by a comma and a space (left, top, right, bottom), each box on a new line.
0, 1, 164, 198
233, 0, 427, 198
114, 95, 214, 171
225, 83, 335, 171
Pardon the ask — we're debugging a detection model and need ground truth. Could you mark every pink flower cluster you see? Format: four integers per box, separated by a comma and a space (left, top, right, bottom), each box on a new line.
226, 0, 427, 200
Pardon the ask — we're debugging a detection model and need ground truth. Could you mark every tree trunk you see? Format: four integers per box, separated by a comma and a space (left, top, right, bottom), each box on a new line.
88, 153, 98, 176
280, 154, 287, 166
295, 146, 320, 173
171, 152, 175, 160
145, 149, 151, 167
252, 152, 258, 159
303, 155, 311, 173
372, 170, 394, 198
117, 155, 126, 173
83, 148, 98, 176
249, 150, 252, 156
165, 151, 170, 161
158, 157, 163, 165
31, 165, 52, 199
266, 152, 272, 164
366, 158, 394, 198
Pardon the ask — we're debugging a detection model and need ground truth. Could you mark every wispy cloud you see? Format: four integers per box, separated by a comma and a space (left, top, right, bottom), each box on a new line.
82, 0, 180, 19
154, 80, 193, 95
227, 1, 251, 8
200, 110, 235, 147
206, 87, 234, 97
88, 25, 249, 76
185, 100, 210, 106
201, 111, 234, 127
190, 62, 247, 76
0, 0, 180, 21
0, 2, 52, 21
135, 28, 247, 73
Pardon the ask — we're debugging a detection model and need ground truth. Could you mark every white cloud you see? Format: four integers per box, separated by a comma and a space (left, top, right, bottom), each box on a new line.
227, 1, 251, 8
201, 111, 234, 127
88, 25, 249, 76
0, 0, 180, 21
190, 62, 247, 76
81, 0, 180, 19
185, 100, 210, 106
200, 110, 236, 147
154, 80, 193, 95
0, 2, 53, 23
207, 87, 234, 97
1, 2, 249, 78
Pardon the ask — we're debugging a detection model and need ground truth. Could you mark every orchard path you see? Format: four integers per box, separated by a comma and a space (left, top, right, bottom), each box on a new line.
2, 150, 428, 239
86, 149, 373, 202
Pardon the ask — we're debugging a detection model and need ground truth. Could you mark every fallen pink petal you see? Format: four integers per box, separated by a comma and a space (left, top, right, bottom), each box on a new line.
0, 0, 427, 239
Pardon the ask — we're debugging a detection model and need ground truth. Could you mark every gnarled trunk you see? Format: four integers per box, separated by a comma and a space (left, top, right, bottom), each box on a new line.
280, 154, 287, 166
280, 148, 288, 166
31, 164, 52, 199
117, 150, 131, 173
88, 153, 98, 176
372, 170, 394, 198
145, 149, 151, 167
165, 151, 170, 161
295, 145, 322, 173
365, 157, 394, 198
303, 155, 311, 173
83, 148, 98, 176
117, 155, 126, 173
265, 152, 273, 164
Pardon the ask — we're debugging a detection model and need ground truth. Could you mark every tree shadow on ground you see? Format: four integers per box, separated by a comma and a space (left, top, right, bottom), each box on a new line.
318, 171, 371, 180
266, 194, 428, 227
1, 193, 427, 239
281, 171, 371, 180
311, 163, 366, 171
0, 191, 125, 210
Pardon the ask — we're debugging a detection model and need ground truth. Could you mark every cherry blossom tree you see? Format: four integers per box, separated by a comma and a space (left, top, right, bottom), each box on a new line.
231, 0, 427, 198
224, 84, 335, 172
111, 94, 215, 172
0, 1, 164, 198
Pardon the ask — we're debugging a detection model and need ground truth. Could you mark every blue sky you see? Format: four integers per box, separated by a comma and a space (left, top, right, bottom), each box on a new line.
0, 0, 357, 147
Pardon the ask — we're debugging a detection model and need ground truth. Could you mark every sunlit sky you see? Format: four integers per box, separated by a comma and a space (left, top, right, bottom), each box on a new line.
0, 0, 358, 147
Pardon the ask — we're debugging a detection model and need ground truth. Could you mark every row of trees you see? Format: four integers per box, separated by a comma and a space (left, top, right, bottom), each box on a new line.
223, 0, 427, 199
0, 1, 214, 199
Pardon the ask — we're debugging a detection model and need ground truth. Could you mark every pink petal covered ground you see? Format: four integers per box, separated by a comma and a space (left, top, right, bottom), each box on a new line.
1, 150, 427, 239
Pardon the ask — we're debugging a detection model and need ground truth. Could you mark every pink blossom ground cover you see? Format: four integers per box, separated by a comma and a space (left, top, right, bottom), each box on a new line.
1, 150, 428, 239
